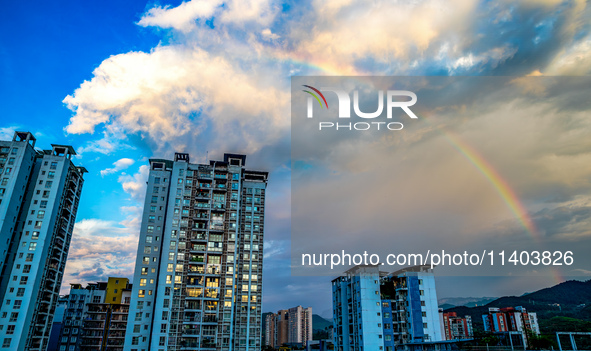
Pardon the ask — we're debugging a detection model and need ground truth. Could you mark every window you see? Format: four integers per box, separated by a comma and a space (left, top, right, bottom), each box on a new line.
142, 257, 149, 265
34, 221, 42, 228
146, 236, 152, 243
13, 301, 21, 309
138, 290, 145, 298
2, 338, 11, 348
47, 171, 55, 179
28, 243, 37, 251
31, 231, 39, 239
144, 247, 151, 254
160, 324, 167, 333
42, 191, 49, 198
40, 201, 47, 208
1, 178, 7, 186
9, 313, 17, 322
141, 267, 148, 275
23, 265, 31, 273
5, 326, 14, 335
16, 289, 24, 297
50, 162, 57, 170
25, 254, 33, 262
37, 210, 45, 219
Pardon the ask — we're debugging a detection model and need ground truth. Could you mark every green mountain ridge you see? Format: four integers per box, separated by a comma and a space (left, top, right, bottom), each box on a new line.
443, 279, 591, 334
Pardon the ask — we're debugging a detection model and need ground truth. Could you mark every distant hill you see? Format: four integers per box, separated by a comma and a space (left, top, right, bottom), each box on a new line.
313, 314, 332, 330
438, 297, 497, 308
444, 280, 591, 334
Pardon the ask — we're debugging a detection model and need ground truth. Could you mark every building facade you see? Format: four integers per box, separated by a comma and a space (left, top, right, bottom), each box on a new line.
263, 313, 276, 348
333, 265, 444, 351
332, 266, 386, 351
0, 132, 86, 351
51, 278, 132, 351
80, 278, 131, 351
482, 306, 540, 346
265, 306, 313, 348
123, 153, 268, 351
439, 311, 473, 340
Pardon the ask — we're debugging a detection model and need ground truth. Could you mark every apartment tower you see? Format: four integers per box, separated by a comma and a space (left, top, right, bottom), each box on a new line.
332, 265, 443, 351
0, 131, 86, 350
124, 153, 268, 351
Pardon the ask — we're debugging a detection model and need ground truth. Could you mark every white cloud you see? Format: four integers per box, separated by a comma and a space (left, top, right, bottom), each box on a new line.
138, 0, 223, 33
261, 28, 279, 40
100, 158, 135, 176
75, 124, 135, 156
288, 0, 478, 74
64, 44, 289, 157
62, 214, 141, 292
118, 165, 149, 203
0, 126, 18, 141
218, 0, 277, 26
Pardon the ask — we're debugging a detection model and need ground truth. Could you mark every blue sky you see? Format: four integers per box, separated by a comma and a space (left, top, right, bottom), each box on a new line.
1, 0, 591, 317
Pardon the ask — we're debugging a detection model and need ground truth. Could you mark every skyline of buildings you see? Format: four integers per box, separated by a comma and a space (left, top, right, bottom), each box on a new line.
264, 305, 313, 348
0, 132, 86, 351
123, 152, 268, 351
0, 132, 577, 351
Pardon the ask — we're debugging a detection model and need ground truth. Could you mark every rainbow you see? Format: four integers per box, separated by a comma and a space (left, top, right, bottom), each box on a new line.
282, 55, 540, 237
283, 56, 567, 283
439, 127, 540, 241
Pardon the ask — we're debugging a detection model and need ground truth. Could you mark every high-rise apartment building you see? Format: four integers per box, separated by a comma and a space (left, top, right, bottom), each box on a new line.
123, 153, 268, 351
332, 265, 388, 351
287, 306, 313, 346
483, 306, 539, 347
50, 278, 132, 351
263, 313, 276, 348
264, 306, 313, 348
80, 278, 131, 351
0, 131, 86, 351
439, 311, 473, 340
332, 265, 444, 351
